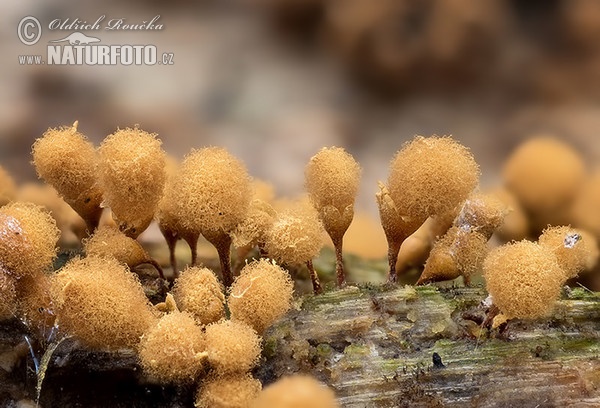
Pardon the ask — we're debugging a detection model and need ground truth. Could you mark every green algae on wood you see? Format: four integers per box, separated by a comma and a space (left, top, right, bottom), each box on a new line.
259, 285, 600, 407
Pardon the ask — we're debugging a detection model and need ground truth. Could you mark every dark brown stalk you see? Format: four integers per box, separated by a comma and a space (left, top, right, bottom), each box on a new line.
181, 232, 199, 267
203, 229, 233, 287
331, 235, 346, 287
160, 227, 179, 276
387, 240, 401, 283
306, 260, 323, 295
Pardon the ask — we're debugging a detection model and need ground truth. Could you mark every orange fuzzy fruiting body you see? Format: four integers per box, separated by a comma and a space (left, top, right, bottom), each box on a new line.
252, 179, 276, 203
388, 136, 480, 224
232, 199, 276, 249
0, 165, 16, 207
228, 259, 294, 333
53, 256, 157, 349
305, 147, 361, 239
171, 147, 252, 237
503, 137, 585, 222
419, 226, 488, 284
376, 182, 424, 249
0, 268, 17, 321
483, 241, 564, 319
15, 271, 56, 339
83, 226, 150, 268
265, 201, 325, 266
18, 183, 87, 245
455, 193, 507, 239
490, 187, 530, 242
172, 267, 225, 325
251, 374, 340, 408
138, 311, 207, 384
31, 122, 103, 230
195, 374, 262, 408
98, 127, 166, 237
0, 202, 59, 278
204, 320, 261, 374
538, 226, 596, 279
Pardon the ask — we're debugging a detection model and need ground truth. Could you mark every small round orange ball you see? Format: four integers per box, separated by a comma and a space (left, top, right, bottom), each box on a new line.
251, 375, 340, 408
205, 320, 261, 374
228, 259, 294, 334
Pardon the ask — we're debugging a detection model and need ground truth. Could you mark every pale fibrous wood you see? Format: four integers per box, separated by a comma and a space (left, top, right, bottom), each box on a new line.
2, 282, 599, 407
260, 285, 600, 407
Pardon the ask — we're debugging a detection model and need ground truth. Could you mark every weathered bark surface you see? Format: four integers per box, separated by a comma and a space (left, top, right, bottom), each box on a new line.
258, 285, 600, 408
1, 284, 599, 407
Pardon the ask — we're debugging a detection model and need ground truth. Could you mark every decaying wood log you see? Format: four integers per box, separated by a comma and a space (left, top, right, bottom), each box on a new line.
258, 285, 600, 408
1, 283, 599, 407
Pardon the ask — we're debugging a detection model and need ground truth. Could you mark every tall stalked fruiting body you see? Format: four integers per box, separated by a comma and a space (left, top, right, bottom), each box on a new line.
503, 137, 586, 232
228, 259, 294, 334
305, 147, 361, 286
156, 154, 191, 275
380, 136, 480, 282
53, 256, 158, 350
265, 200, 325, 294
169, 147, 252, 287
483, 241, 564, 320
0, 202, 59, 278
98, 126, 166, 238
32, 121, 104, 232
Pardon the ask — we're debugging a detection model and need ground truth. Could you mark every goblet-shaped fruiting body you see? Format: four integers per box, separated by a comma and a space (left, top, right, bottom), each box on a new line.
503, 137, 586, 232
98, 126, 167, 237
417, 226, 488, 285
379, 136, 480, 282
169, 147, 253, 287
32, 121, 103, 232
156, 154, 192, 275
265, 200, 325, 294
416, 192, 507, 285
305, 147, 361, 286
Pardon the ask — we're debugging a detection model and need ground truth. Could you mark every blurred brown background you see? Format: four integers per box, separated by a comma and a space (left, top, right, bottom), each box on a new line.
2, 0, 600, 216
